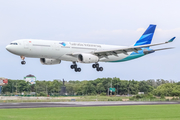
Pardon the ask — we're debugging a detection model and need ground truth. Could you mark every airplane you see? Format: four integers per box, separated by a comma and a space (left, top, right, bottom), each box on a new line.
6, 24, 175, 72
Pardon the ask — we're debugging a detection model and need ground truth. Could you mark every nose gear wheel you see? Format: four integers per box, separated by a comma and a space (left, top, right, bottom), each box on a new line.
20, 56, 26, 65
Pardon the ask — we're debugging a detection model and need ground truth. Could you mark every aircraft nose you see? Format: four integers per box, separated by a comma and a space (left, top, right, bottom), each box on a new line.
6, 45, 10, 51
6, 45, 13, 52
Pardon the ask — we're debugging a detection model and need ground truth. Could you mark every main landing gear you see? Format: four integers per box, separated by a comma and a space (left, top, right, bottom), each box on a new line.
92, 63, 103, 72
70, 62, 81, 72
20, 56, 26, 65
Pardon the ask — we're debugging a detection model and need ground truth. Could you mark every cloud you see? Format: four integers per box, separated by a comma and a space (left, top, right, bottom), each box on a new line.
58, 27, 180, 46
1, 26, 179, 47
156, 28, 180, 38
136, 28, 146, 32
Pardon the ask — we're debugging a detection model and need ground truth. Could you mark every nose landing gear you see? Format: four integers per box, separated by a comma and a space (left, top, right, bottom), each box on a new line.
70, 62, 81, 72
20, 56, 26, 65
92, 63, 103, 72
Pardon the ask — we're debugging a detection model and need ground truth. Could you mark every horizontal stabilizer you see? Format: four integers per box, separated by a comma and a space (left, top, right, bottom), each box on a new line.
144, 47, 174, 54
153, 47, 174, 51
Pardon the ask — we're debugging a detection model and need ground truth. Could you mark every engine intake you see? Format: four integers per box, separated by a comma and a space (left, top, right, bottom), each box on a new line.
40, 58, 61, 65
78, 54, 99, 63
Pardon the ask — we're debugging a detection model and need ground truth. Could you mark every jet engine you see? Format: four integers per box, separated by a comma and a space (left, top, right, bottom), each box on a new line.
40, 58, 61, 65
78, 53, 99, 63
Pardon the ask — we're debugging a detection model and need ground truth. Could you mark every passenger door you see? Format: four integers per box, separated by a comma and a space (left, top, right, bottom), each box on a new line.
24, 40, 29, 49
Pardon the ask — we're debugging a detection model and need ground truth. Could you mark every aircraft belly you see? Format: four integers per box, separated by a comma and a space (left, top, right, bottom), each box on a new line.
60, 55, 77, 62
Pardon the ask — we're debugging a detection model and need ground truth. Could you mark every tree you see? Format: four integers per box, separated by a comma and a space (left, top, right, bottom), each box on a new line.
18, 80, 29, 93
138, 81, 153, 94
1, 78, 178, 97
97, 83, 105, 94
153, 83, 180, 96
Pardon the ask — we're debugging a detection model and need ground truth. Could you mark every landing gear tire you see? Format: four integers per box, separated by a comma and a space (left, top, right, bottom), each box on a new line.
99, 67, 103, 71
71, 65, 77, 69
71, 62, 81, 72
21, 61, 26, 65
75, 68, 81, 72
93, 63, 103, 72
74, 65, 77, 69
71, 65, 74, 69
95, 64, 99, 68
77, 68, 81, 72
92, 64, 96, 68
92, 63, 99, 68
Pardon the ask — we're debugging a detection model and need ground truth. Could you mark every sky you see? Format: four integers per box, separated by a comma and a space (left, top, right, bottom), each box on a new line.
0, 0, 180, 81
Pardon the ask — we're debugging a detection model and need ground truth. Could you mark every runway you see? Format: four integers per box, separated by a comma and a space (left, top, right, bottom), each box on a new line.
0, 101, 180, 109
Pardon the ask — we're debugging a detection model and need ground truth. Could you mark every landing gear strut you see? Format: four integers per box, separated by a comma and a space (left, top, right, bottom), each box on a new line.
70, 62, 81, 72
20, 56, 26, 65
92, 63, 103, 72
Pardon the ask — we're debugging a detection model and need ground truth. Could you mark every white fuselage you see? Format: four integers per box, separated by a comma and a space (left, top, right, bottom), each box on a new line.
6, 39, 131, 63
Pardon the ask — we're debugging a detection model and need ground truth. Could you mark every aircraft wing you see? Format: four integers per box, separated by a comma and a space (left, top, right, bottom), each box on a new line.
93, 37, 175, 58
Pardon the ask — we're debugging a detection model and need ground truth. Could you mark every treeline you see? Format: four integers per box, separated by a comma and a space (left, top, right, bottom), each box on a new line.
1, 78, 180, 96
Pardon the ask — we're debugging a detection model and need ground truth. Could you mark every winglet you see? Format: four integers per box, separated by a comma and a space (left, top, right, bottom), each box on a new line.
167, 37, 176, 43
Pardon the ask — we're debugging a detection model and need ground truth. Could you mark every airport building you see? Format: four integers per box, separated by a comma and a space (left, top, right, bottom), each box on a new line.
24, 74, 36, 84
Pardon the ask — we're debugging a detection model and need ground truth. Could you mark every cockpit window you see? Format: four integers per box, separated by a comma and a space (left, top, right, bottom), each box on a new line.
10, 43, 18, 45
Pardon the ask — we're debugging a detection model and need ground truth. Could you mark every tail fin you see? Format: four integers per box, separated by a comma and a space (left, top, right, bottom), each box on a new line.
134, 24, 156, 47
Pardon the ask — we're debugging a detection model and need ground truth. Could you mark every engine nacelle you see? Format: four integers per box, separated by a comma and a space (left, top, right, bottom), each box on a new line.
40, 58, 61, 65
78, 53, 99, 63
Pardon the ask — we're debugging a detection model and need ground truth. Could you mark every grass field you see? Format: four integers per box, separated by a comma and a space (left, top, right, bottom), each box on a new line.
0, 104, 180, 120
